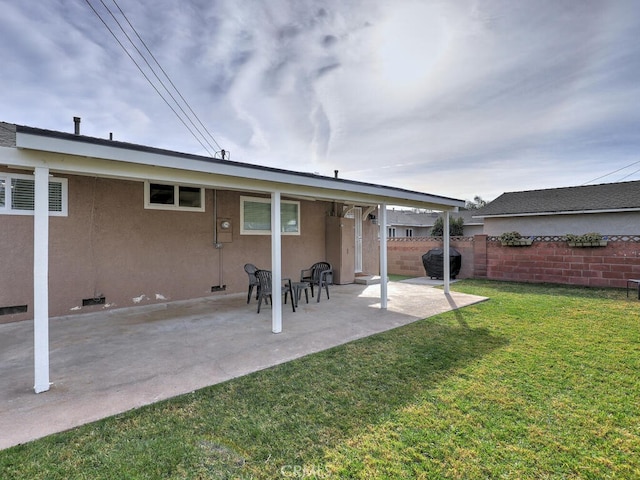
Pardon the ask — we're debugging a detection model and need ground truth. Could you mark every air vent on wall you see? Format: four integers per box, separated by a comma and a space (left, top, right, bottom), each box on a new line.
82, 296, 106, 306
0, 304, 28, 316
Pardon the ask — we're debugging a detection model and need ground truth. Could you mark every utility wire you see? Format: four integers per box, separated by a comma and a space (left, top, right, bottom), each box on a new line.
84, 0, 213, 156
110, 0, 223, 152
83, 0, 221, 157
102, 0, 220, 155
97, 0, 216, 155
618, 167, 640, 182
582, 159, 640, 185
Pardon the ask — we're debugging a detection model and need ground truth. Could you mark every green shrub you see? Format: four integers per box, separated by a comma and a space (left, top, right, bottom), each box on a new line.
565, 232, 603, 243
431, 216, 464, 236
499, 231, 523, 243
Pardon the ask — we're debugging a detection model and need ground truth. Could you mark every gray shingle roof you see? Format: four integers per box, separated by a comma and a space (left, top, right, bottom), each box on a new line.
455, 209, 484, 225
386, 210, 439, 226
474, 180, 640, 217
386, 209, 483, 226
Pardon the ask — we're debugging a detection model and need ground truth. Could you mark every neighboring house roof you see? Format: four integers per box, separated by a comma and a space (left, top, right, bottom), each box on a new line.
11, 124, 465, 211
387, 209, 483, 227
474, 181, 640, 218
454, 209, 484, 225
386, 210, 439, 227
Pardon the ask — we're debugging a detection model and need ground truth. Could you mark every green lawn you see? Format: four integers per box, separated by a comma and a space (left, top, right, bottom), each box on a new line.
2, 280, 639, 479
387, 274, 414, 282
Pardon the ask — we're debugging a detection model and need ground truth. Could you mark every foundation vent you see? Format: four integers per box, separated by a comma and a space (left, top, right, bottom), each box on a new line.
82, 296, 106, 306
0, 304, 28, 316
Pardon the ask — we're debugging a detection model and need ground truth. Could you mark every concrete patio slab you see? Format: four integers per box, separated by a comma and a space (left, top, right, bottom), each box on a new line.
399, 276, 460, 286
0, 281, 486, 450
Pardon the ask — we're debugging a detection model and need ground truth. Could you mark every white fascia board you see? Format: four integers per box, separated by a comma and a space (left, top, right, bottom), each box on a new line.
14, 131, 465, 210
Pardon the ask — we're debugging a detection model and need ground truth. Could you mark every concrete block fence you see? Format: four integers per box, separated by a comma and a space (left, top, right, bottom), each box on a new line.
387, 235, 640, 288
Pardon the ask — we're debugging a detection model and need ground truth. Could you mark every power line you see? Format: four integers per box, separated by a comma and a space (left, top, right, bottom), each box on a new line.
110, 0, 223, 152
83, 0, 225, 157
105, 0, 221, 154
97, 0, 217, 155
582, 159, 640, 185
83, 0, 213, 156
618, 167, 640, 182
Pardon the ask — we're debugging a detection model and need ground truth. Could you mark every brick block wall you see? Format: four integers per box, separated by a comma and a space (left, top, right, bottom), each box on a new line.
473, 234, 488, 278
387, 235, 640, 288
486, 239, 640, 288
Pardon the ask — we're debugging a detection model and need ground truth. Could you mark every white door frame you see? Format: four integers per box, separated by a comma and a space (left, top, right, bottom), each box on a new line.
354, 207, 363, 273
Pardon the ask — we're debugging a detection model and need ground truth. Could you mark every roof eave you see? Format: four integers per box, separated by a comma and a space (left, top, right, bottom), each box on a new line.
14, 126, 465, 211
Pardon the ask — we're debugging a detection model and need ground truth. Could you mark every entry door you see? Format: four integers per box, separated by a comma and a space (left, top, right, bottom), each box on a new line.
354, 207, 363, 273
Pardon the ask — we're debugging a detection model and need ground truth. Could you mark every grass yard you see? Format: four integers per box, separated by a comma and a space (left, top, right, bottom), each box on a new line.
1, 280, 639, 479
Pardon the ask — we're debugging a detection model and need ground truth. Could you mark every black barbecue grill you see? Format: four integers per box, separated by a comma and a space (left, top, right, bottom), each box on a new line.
422, 247, 461, 279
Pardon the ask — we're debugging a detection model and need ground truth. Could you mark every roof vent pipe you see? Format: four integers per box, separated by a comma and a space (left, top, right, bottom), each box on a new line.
334, 170, 339, 179
73, 117, 81, 135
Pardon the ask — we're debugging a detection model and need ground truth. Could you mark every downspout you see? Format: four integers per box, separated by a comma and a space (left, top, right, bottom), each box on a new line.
213, 189, 218, 245
213, 189, 223, 287
332, 170, 339, 216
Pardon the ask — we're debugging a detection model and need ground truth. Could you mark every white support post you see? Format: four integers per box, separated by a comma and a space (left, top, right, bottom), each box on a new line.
33, 166, 50, 393
271, 191, 283, 333
379, 203, 388, 309
443, 210, 450, 294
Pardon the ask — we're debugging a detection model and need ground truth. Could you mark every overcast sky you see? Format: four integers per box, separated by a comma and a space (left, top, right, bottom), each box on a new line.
2, 1, 640, 202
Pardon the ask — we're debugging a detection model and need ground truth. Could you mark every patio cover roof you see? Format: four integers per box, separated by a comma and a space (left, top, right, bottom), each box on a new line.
13, 125, 464, 211
2, 122, 465, 393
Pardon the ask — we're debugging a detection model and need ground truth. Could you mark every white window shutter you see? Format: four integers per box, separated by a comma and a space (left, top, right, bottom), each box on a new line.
48, 181, 63, 212
11, 178, 35, 210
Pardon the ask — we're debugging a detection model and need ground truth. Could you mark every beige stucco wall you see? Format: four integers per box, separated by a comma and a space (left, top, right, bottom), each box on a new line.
1, 173, 337, 322
213, 190, 328, 292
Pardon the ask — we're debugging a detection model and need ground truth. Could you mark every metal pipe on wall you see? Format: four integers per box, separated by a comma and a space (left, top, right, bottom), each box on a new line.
213, 189, 224, 287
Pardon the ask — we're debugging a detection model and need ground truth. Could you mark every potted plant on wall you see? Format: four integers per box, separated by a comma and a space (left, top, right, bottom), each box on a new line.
565, 232, 608, 247
499, 231, 533, 246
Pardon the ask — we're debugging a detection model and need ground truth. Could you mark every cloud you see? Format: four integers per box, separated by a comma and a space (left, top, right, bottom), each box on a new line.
1, 0, 640, 201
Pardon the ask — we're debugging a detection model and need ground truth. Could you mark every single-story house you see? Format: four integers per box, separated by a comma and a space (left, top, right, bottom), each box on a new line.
385, 209, 439, 237
0, 120, 465, 393
474, 181, 640, 236
386, 208, 483, 238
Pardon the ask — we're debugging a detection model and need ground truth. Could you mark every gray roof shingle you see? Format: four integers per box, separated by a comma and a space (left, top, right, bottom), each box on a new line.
386, 209, 483, 226
475, 180, 640, 217
386, 210, 439, 226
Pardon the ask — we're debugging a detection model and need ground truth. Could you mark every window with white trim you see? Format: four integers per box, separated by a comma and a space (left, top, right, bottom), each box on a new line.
0, 173, 68, 216
240, 196, 300, 235
388, 227, 396, 237
405, 228, 413, 237
144, 181, 205, 211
